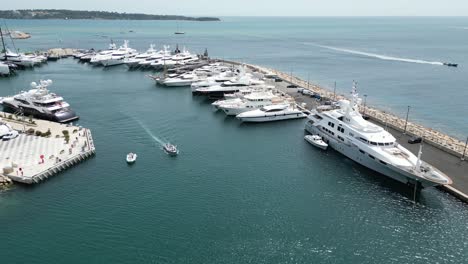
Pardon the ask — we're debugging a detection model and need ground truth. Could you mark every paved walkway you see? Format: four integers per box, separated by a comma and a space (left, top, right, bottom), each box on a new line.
0, 112, 91, 182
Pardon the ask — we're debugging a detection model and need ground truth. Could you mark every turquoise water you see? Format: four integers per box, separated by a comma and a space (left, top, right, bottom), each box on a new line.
0, 18, 467, 263
3, 17, 468, 138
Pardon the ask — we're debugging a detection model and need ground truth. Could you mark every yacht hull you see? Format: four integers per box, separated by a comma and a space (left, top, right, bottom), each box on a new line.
102, 59, 125, 67
238, 112, 306, 122
2, 103, 79, 123
164, 80, 195, 87
221, 107, 248, 116
305, 122, 438, 188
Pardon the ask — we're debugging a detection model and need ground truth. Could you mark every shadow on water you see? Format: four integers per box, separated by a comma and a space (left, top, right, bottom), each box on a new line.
300, 129, 437, 203
318, 143, 431, 203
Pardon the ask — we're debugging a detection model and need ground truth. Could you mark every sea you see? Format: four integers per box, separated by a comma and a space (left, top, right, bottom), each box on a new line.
0, 17, 467, 263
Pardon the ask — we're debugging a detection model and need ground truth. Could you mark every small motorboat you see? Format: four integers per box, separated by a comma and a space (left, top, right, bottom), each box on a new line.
304, 135, 328, 150
163, 143, 179, 156
443, 62, 458, 67
126, 152, 137, 163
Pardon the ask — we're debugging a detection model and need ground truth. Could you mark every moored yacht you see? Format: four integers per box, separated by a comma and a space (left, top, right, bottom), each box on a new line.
236, 104, 306, 122
124, 44, 157, 68
89, 42, 117, 65
219, 91, 292, 116
0, 61, 10, 76
1, 48, 40, 67
304, 83, 452, 188
101, 40, 137, 67
0, 80, 79, 123
195, 73, 265, 99
138, 45, 172, 68
159, 73, 201, 87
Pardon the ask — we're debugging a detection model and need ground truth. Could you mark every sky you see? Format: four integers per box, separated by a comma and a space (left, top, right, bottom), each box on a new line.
2, 0, 468, 17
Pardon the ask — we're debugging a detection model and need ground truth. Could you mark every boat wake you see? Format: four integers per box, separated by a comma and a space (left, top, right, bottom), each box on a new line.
131, 116, 165, 146
307, 43, 444, 66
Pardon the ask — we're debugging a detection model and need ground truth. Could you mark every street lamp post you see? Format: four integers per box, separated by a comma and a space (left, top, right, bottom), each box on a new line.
403, 106, 411, 134
363, 94, 367, 116
462, 136, 468, 161
333, 82, 336, 101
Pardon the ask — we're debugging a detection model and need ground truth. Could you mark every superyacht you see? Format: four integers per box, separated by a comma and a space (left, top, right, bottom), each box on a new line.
0, 80, 79, 123
304, 83, 452, 188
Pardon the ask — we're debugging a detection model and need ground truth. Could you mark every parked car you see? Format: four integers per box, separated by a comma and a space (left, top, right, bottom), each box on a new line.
311, 93, 321, 99
302, 89, 312, 96
408, 136, 422, 144
2, 130, 19, 141
274, 78, 283, 82
287, 84, 298, 88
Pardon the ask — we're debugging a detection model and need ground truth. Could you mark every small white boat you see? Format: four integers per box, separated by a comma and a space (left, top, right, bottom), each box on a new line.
163, 143, 179, 156
304, 135, 328, 150
126, 152, 137, 163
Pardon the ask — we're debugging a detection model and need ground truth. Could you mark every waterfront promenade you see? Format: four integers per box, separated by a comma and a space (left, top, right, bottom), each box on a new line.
0, 112, 95, 184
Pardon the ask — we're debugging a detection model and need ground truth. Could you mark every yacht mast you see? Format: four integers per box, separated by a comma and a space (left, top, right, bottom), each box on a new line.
0, 26, 7, 60
3, 23, 19, 53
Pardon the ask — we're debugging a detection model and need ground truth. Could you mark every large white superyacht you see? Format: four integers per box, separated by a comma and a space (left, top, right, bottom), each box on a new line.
0, 80, 79, 123
304, 83, 452, 188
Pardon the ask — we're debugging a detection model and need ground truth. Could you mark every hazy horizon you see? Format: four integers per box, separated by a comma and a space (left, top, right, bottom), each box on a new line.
2, 0, 468, 17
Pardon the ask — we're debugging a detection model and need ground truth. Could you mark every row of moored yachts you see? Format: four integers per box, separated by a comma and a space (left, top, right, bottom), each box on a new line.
149, 62, 308, 122
72, 40, 206, 69
147, 59, 454, 189
0, 49, 51, 76
148, 61, 453, 189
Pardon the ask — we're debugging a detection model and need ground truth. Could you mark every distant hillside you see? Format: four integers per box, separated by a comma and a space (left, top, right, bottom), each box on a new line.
0, 9, 220, 21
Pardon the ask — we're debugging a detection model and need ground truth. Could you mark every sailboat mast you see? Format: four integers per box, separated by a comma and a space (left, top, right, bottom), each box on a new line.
0, 27, 7, 61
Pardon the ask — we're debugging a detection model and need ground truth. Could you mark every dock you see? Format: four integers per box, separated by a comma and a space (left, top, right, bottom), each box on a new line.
219, 59, 468, 202
0, 112, 95, 184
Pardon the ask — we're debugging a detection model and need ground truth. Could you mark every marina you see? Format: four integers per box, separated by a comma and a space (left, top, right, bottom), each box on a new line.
0, 16, 467, 264
1, 45, 467, 201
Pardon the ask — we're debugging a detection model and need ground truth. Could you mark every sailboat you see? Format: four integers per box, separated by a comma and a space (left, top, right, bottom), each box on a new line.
174, 23, 185, 35
0, 27, 11, 76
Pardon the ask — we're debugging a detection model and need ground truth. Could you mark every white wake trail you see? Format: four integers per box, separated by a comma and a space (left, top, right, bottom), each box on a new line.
309, 43, 444, 66
131, 117, 165, 146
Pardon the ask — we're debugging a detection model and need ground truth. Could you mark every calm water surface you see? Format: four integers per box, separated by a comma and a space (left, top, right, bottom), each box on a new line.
0, 18, 467, 263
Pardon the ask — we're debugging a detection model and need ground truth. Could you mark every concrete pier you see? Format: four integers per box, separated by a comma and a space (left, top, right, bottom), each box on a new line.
0, 112, 95, 184
219, 60, 468, 202
47, 48, 77, 58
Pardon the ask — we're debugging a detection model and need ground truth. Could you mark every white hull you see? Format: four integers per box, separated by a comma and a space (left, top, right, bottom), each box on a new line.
221, 106, 248, 116
304, 135, 328, 150
102, 59, 125, 67
305, 122, 438, 187
164, 80, 196, 87
238, 112, 306, 122
0, 63, 10, 75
